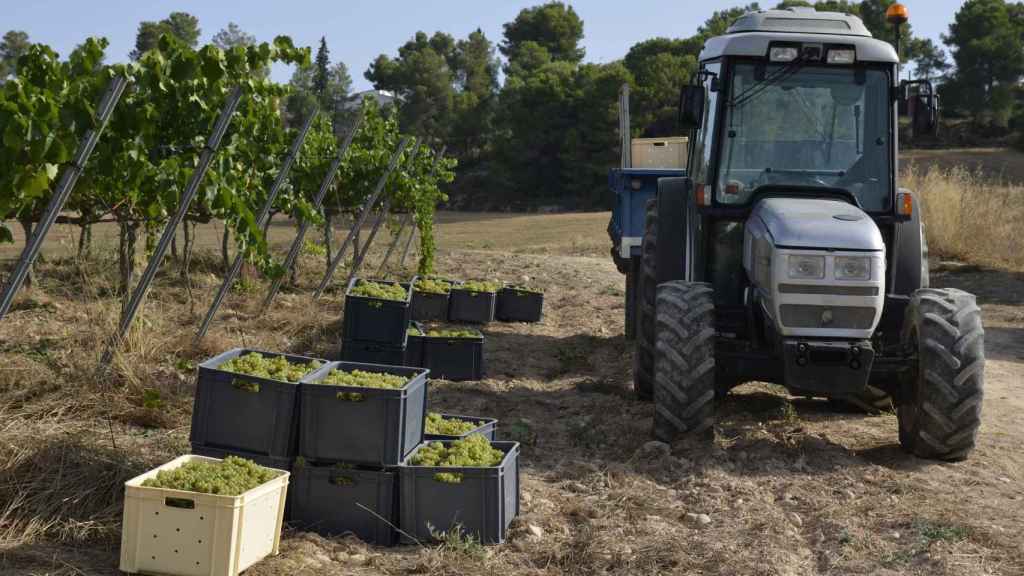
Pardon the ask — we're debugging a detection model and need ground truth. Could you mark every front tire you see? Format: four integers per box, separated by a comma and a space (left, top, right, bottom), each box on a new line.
652, 281, 716, 443
898, 288, 984, 461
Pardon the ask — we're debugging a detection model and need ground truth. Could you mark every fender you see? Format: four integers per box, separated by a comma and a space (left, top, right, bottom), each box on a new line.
655, 177, 689, 285
891, 189, 928, 296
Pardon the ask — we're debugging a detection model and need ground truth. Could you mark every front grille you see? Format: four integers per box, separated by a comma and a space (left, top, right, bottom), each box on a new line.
779, 304, 875, 329
778, 284, 879, 296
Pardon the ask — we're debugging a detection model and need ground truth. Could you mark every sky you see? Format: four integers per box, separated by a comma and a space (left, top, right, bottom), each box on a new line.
5, 0, 967, 90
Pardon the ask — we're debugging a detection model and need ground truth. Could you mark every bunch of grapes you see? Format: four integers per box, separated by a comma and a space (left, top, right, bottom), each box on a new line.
349, 280, 408, 301
411, 435, 505, 482
425, 412, 484, 436
459, 280, 502, 294
321, 368, 408, 390
504, 284, 542, 295
414, 277, 454, 295
425, 328, 481, 339
407, 325, 424, 336
142, 456, 279, 495
219, 352, 321, 382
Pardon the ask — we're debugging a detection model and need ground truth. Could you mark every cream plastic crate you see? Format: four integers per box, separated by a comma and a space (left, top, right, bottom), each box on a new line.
631, 137, 688, 169
120, 455, 289, 576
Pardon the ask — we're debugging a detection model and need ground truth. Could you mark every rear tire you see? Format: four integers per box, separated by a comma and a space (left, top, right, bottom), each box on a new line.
898, 288, 984, 461
652, 281, 716, 443
633, 199, 658, 400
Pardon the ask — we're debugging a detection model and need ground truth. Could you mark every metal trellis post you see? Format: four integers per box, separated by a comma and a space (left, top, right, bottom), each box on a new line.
0, 75, 128, 321
194, 106, 320, 342
258, 114, 365, 315
374, 212, 411, 278
398, 223, 417, 269
312, 136, 411, 299
100, 86, 243, 366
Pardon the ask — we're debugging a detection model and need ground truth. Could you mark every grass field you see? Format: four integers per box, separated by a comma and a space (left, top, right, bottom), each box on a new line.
1, 150, 1023, 575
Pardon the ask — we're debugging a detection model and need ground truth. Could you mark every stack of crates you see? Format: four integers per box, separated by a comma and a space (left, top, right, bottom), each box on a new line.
290, 361, 429, 545
340, 277, 416, 365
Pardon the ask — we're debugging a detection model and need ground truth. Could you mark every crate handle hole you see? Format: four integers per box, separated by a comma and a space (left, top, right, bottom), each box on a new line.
331, 475, 355, 486
336, 392, 366, 402
165, 497, 195, 509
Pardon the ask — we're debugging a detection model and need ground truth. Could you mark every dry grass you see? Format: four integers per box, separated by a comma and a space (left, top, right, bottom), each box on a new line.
904, 163, 1024, 271
1, 154, 1023, 574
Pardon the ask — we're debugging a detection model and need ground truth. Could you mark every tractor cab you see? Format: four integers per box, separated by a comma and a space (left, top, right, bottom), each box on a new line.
629, 6, 982, 462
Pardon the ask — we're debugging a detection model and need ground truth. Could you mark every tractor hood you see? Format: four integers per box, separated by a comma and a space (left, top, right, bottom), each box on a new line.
749, 198, 884, 252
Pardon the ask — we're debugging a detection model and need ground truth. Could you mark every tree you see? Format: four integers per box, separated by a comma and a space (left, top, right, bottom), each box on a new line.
130, 12, 201, 60
624, 38, 700, 136
451, 29, 500, 160
312, 37, 330, 108
212, 22, 255, 50
910, 38, 949, 80
365, 31, 457, 142
0, 30, 30, 79
501, 2, 585, 67
943, 0, 1024, 126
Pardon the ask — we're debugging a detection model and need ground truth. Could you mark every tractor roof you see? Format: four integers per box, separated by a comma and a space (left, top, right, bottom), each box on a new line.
727, 7, 871, 36
700, 8, 898, 64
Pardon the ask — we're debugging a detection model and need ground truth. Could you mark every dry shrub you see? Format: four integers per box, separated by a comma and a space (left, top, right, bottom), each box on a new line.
903, 163, 1024, 270
0, 431, 154, 544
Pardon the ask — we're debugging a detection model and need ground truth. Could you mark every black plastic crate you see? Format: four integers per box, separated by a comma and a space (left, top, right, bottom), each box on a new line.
419, 329, 485, 381
189, 348, 323, 459
399, 440, 520, 545
408, 278, 460, 322
299, 361, 429, 466
405, 322, 425, 367
341, 339, 407, 366
424, 413, 498, 442
447, 287, 496, 324
496, 287, 544, 323
290, 462, 398, 546
343, 277, 415, 347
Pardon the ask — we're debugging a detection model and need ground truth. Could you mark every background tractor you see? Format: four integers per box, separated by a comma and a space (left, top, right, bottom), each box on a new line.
608, 4, 984, 461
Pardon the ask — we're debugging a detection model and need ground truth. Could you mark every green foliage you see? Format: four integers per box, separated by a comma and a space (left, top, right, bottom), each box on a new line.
414, 277, 453, 294
349, 279, 407, 301
141, 456, 279, 495
320, 368, 408, 389
425, 328, 481, 338
131, 12, 201, 60
459, 280, 501, 293
0, 30, 30, 79
219, 352, 322, 383
410, 435, 505, 483
425, 412, 484, 436
944, 0, 1024, 126
501, 2, 585, 65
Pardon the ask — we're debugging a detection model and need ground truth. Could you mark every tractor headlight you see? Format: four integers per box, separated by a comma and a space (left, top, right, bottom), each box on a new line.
834, 256, 871, 280
769, 46, 799, 63
787, 255, 825, 279
826, 48, 856, 64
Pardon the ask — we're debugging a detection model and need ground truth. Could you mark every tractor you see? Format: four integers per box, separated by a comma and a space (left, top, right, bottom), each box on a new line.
608, 4, 983, 461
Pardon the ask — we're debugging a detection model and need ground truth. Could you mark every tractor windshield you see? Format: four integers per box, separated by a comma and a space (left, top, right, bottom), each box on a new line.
716, 63, 891, 211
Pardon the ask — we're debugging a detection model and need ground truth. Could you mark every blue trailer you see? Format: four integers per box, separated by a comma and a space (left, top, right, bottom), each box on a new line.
606, 86, 687, 340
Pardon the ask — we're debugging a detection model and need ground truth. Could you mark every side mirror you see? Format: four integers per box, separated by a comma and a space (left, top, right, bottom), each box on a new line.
900, 79, 939, 137
678, 85, 704, 130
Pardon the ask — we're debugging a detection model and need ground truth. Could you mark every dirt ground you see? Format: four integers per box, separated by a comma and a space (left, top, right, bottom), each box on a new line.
1, 211, 1022, 575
